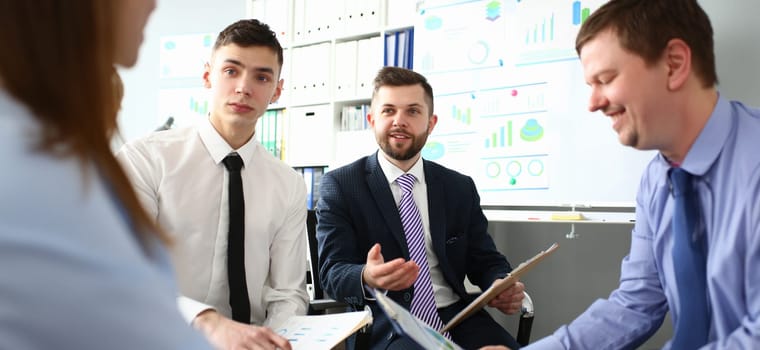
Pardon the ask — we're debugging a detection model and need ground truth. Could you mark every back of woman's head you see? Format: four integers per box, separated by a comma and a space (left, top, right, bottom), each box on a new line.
0, 1, 118, 151
0, 0, 167, 248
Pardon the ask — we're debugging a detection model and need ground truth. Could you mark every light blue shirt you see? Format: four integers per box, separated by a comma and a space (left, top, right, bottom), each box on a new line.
0, 89, 211, 349
527, 96, 760, 350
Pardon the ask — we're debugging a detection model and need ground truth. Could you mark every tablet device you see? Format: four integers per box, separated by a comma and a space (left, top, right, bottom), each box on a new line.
372, 289, 464, 350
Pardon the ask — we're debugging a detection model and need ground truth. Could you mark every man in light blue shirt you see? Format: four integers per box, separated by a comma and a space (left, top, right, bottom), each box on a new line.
525, 0, 760, 349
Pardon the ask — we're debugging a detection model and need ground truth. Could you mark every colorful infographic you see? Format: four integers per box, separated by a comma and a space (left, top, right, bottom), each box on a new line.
415, 0, 655, 206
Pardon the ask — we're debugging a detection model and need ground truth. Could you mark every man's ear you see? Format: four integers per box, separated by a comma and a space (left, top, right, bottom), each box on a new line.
203, 62, 212, 89
665, 38, 692, 91
269, 78, 284, 104
427, 114, 438, 135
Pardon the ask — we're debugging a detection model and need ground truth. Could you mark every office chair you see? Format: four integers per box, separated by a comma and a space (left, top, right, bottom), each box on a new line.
306, 209, 347, 313
154, 116, 174, 131
306, 210, 372, 349
305, 210, 535, 346
517, 291, 535, 346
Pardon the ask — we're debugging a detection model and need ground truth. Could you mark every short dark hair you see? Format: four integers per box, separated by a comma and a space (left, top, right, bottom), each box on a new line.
372, 67, 435, 116
213, 19, 284, 69
576, 0, 717, 87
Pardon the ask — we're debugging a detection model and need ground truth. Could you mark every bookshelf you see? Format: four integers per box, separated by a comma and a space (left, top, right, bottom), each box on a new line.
247, 0, 417, 170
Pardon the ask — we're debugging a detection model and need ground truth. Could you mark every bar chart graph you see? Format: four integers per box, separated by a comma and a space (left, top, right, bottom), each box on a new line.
452, 105, 472, 125
524, 12, 554, 45
514, 0, 605, 66
484, 121, 513, 149
572, 1, 592, 26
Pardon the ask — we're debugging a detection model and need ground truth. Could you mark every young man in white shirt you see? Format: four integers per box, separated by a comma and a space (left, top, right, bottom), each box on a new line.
118, 19, 308, 350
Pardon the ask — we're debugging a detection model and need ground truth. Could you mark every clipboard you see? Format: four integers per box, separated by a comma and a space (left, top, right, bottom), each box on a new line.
440, 243, 559, 333
372, 289, 464, 350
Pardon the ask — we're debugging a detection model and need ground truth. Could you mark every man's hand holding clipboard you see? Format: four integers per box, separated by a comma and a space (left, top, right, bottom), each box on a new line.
440, 243, 560, 334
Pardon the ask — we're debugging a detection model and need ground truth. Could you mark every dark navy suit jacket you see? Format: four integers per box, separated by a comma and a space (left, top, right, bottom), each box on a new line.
316, 152, 513, 349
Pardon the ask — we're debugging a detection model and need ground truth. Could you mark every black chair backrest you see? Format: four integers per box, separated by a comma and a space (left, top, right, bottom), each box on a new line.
306, 209, 325, 299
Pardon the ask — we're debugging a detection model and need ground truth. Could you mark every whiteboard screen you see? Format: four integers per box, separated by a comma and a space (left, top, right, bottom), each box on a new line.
414, 0, 657, 206
413, 0, 760, 207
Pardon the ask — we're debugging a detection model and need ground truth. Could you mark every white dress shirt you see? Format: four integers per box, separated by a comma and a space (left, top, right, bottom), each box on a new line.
0, 89, 210, 349
117, 119, 309, 328
377, 153, 460, 308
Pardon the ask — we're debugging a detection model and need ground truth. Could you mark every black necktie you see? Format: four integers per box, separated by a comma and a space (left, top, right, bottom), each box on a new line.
222, 153, 250, 323
669, 168, 709, 348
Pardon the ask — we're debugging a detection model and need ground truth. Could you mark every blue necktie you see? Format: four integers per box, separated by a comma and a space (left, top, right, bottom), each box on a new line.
669, 168, 709, 348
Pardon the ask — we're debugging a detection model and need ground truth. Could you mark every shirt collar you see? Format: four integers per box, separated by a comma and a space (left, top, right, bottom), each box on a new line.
197, 118, 258, 167
669, 95, 732, 176
377, 151, 426, 186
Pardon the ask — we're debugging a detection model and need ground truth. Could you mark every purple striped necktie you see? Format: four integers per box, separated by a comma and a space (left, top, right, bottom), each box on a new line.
396, 173, 450, 337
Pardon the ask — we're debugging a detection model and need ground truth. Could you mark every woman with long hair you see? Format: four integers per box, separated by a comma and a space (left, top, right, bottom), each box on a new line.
0, 1, 210, 348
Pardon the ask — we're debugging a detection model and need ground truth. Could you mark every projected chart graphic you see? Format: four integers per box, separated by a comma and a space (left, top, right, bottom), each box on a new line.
451, 105, 473, 125
433, 92, 478, 135
480, 155, 549, 191
417, 0, 508, 73
483, 121, 513, 149
158, 88, 210, 129
512, 0, 605, 66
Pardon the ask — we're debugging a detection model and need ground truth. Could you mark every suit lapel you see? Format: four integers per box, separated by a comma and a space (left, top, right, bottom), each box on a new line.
424, 161, 452, 279
365, 153, 410, 258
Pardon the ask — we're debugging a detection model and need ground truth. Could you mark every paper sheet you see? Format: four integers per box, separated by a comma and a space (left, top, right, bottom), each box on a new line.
274, 311, 372, 350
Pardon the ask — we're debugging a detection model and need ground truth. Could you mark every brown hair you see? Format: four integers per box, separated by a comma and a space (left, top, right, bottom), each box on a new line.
0, 1, 168, 249
213, 19, 284, 71
372, 66, 435, 116
575, 0, 717, 87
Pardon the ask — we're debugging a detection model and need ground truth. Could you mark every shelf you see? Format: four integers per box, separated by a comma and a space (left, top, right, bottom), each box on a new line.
287, 101, 330, 109
249, 0, 414, 169
383, 25, 414, 34
483, 209, 636, 225
334, 31, 382, 43
334, 97, 371, 105
290, 38, 332, 49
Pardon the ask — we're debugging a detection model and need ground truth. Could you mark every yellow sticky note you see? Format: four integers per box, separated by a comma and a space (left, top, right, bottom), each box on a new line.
551, 212, 585, 221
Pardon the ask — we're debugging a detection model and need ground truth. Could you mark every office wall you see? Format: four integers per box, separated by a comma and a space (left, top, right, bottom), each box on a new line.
702, 0, 760, 106
117, 0, 246, 144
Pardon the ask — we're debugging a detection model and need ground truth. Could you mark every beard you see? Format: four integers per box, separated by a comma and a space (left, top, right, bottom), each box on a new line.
377, 128, 429, 161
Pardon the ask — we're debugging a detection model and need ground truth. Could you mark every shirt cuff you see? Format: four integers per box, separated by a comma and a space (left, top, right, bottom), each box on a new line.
360, 265, 376, 300
177, 295, 215, 324
361, 265, 388, 301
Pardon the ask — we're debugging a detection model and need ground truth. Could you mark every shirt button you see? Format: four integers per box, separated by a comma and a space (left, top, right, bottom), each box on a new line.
403, 292, 411, 302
